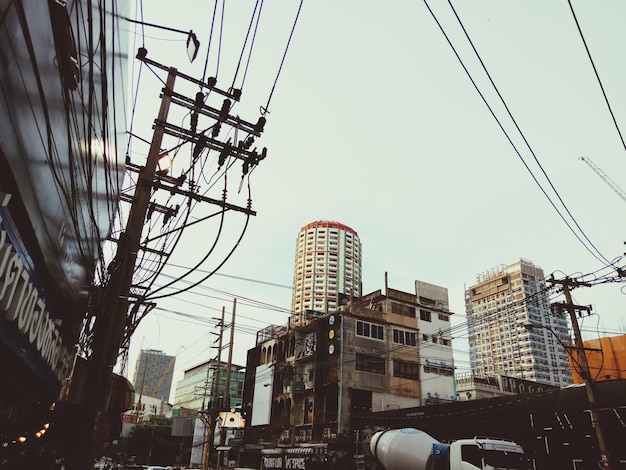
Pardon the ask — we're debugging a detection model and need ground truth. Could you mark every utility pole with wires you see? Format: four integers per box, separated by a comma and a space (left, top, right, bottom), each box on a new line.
547, 276, 612, 470
204, 307, 226, 470
73, 46, 269, 470
76, 68, 178, 470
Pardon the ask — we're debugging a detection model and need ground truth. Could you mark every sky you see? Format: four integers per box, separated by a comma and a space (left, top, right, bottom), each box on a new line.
117, 1, 626, 402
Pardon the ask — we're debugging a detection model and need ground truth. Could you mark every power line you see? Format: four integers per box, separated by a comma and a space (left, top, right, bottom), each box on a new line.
424, 0, 612, 266
566, 0, 626, 155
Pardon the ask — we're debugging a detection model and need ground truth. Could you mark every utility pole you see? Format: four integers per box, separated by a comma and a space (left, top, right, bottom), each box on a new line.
136, 354, 150, 423
223, 298, 237, 410
203, 307, 225, 470
548, 276, 612, 470
77, 68, 178, 470
75, 46, 267, 469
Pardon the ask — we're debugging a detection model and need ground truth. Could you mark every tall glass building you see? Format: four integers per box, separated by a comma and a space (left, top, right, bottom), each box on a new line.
465, 259, 573, 387
133, 349, 176, 402
173, 360, 245, 412
291, 221, 362, 325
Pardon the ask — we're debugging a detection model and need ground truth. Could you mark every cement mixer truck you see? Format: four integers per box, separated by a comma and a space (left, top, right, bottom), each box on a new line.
368, 428, 531, 470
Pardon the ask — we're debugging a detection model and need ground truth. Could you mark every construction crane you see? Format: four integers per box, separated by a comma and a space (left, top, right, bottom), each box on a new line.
580, 156, 626, 203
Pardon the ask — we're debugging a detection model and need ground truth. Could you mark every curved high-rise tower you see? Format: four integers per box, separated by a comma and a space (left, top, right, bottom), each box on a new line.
291, 221, 362, 325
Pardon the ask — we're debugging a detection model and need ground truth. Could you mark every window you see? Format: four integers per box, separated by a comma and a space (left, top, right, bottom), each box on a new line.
356, 353, 385, 374
393, 360, 419, 380
438, 313, 449, 322
424, 365, 454, 376
420, 310, 432, 322
393, 329, 417, 346
356, 320, 384, 340
391, 302, 416, 318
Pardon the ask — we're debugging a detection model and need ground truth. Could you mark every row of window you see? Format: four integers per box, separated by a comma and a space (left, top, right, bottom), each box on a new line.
355, 353, 420, 380
423, 365, 454, 376
356, 320, 384, 340
356, 320, 451, 346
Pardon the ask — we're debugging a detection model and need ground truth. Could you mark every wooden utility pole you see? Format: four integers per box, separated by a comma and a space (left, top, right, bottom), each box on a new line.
80, 69, 177, 470
203, 307, 225, 470
223, 298, 237, 409
551, 277, 612, 470
136, 354, 150, 423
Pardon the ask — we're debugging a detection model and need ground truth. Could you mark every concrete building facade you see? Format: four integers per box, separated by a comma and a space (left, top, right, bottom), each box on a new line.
133, 349, 176, 402
414, 280, 456, 403
243, 282, 455, 446
291, 221, 362, 325
465, 259, 573, 387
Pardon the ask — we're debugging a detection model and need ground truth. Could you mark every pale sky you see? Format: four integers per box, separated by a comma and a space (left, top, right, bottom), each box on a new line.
118, 1, 626, 402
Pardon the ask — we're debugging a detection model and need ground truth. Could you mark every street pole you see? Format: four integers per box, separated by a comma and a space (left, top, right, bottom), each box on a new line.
80, 68, 177, 470
223, 298, 237, 410
559, 278, 612, 470
136, 354, 150, 423
204, 307, 225, 470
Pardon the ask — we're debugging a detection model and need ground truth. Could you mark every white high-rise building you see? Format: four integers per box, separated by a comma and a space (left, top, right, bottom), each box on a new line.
291, 221, 362, 325
465, 259, 573, 387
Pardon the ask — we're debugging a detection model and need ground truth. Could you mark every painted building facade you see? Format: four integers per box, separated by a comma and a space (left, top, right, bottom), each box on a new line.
570, 333, 626, 383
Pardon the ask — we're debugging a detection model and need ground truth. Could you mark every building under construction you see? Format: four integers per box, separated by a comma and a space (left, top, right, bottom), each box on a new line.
133, 349, 176, 403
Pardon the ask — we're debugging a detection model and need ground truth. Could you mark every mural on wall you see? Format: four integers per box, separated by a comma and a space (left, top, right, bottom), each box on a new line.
296, 333, 316, 359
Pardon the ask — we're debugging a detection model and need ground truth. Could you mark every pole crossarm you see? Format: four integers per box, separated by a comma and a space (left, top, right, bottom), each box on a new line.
551, 301, 591, 316
151, 181, 256, 215
159, 120, 267, 166
137, 49, 241, 101
167, 91, 265, 137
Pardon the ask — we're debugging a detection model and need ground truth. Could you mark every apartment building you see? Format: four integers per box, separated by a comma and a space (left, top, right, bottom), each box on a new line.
291, 221, 362, 325
465, 259, 573, 387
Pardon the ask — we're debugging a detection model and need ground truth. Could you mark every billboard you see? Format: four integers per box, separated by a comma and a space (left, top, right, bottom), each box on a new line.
251, 363, 273, 426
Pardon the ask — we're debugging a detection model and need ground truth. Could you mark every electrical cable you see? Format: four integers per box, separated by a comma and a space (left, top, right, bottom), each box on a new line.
145, 208, 251, 302
200, 0, 220, 86
426, 0, 611, 266
566, 0, 626, 155
262, 0, 304, 115
230, 0, 264, 93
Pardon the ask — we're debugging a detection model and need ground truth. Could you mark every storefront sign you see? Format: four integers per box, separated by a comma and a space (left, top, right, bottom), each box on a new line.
0, 223, 71, 385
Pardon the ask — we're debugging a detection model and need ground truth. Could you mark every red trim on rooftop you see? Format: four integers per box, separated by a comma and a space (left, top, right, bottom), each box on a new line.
299, 220, 358, 237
